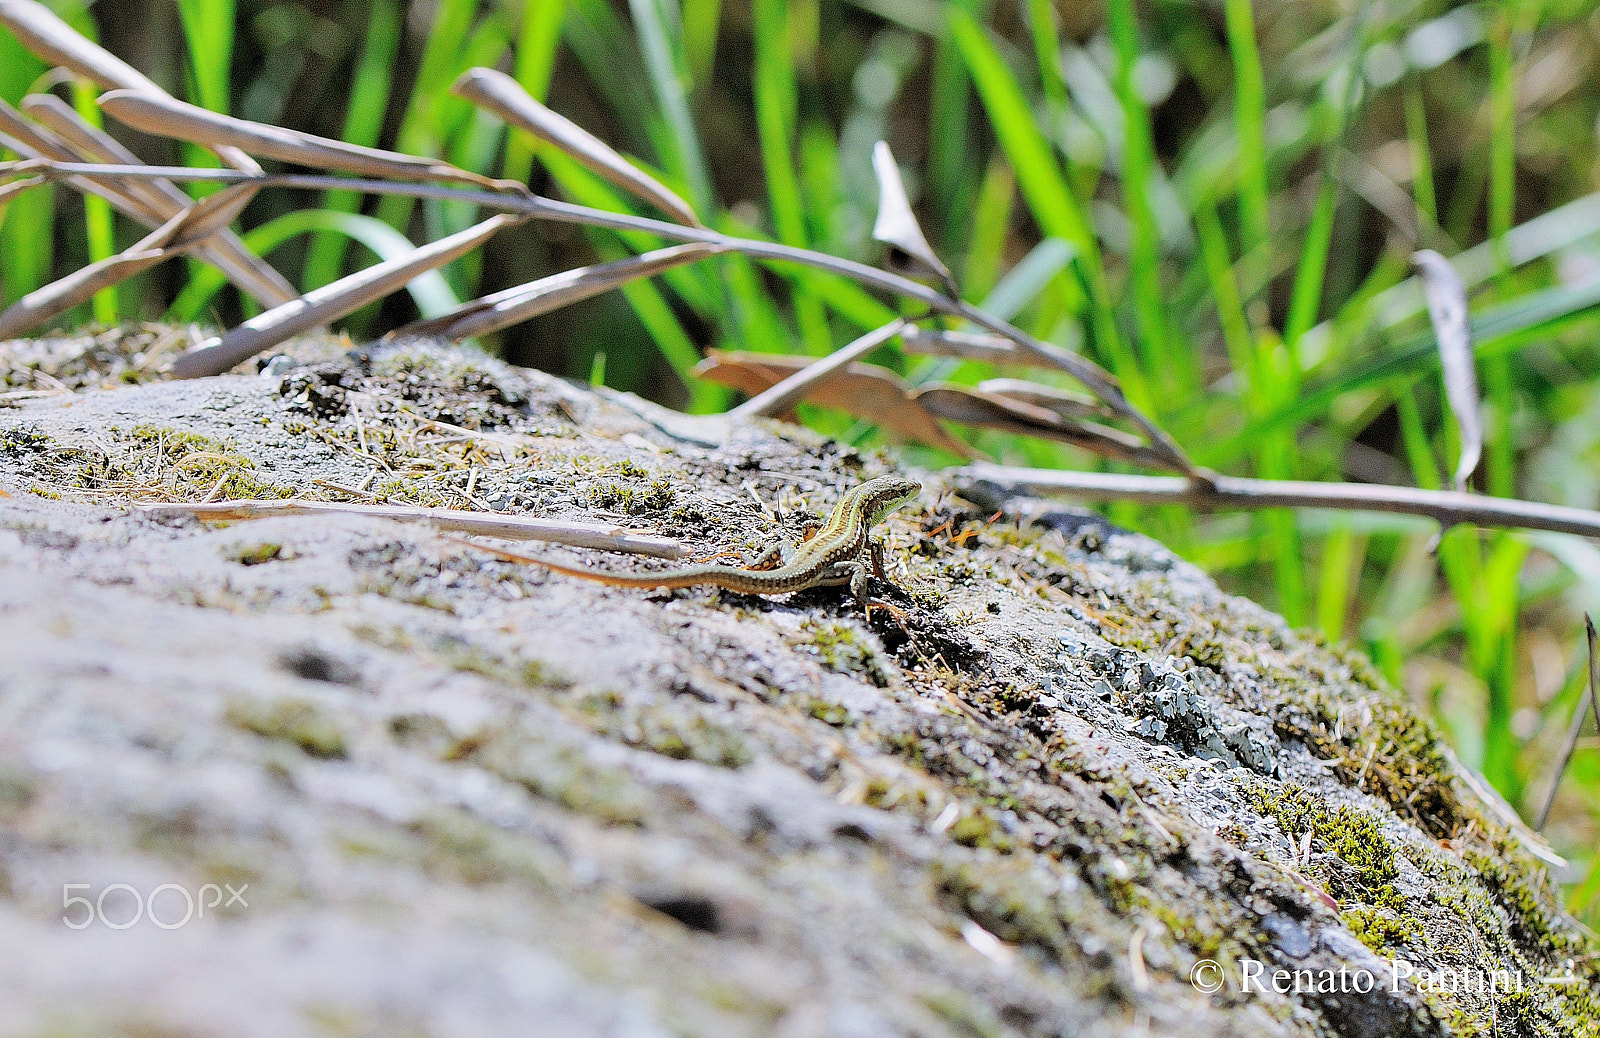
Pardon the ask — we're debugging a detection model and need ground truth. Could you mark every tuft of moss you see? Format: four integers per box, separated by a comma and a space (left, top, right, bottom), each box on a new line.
1344, 905, 1423, 955
1252, 784, 1407, 918
226, 542, 285, 566
614, 707, 752, 769
127, 424, 294, 501
800, 618, 889, 686
225, 696, 348, 759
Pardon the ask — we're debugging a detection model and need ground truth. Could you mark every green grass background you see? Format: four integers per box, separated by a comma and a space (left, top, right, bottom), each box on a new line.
2, 0, 1599, 918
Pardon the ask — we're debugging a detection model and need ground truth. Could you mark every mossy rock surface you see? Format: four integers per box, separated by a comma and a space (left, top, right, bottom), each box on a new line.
0, 330, 1594, 1038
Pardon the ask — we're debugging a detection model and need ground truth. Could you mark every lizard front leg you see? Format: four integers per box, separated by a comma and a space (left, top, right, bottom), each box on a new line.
811, 561, 874, 611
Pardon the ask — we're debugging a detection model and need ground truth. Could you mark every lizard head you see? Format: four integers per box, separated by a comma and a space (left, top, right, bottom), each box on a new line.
861, 475, 922, 527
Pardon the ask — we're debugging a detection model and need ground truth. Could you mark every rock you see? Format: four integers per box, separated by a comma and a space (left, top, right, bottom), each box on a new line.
0, 330, 1594, 1038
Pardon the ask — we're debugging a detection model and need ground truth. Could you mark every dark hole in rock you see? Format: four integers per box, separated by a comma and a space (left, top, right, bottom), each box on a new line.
832, 821, 874, 843
278, 647, 360, 686
640, 894, 721, 934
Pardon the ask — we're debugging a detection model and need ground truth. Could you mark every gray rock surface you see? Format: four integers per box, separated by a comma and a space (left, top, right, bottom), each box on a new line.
0, 331, 1595, 1038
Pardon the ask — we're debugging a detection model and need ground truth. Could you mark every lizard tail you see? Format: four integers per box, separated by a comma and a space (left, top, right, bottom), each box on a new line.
526, 553, 718, 589
442, 535, 722, 589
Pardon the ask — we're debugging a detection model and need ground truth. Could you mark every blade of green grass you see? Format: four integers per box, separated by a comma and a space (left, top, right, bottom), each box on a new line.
1224, 0, 1269, 258
501, 0, 566, 185
946, 11, 1091, 272
947, 8, 1147, 407
1571, 854, 1600, 923
1396, 384, 1442, 490
926, 0, 980, 251
681, 0, 722, 87
753, 0, 826, 354
718, 248, 796, 356
627, 0, 713, 212
1258, 426, 1307, 626
564, 0, 657, 150
979, 237, 1076, 324
543, 152, 720, 317
1397, 365, 1527, 793
1193, 194, 1255, 384
797, 118, 840, 248
963, 156, 1015, 303
1107, 0, 1178, 383
176, 0, 234, 113
1477, 533, 1529, 794
374, 0, 483, 235
790, 267, 898, 331
536, 150, 717, 407
0, 182, 52, 307
301, 0, 402, 291
1316, 522, 1358, 641
1247, 277, 1600, 440
1023, 0, 1068, 118
1402, 77, 1437, 229
752, 0, 802, 250
437, 110, 507, 294
0, 18, 72, 306
1483, 352, 1513, 498
435, 11, 514, 245
1282, 172, 1338, 375
1486, 9, 1516, 265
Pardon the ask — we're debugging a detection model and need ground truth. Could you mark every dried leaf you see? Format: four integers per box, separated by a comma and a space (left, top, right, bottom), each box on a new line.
871, 141, 956, 296
912, 383, 1174, 470
728, 319, 906, 419
98, 90, 504, 189
0, 184, 260, 339
0, 0, 263, 175
0, 172, 42, 203
172, 214, 525, 379
22, 93, 297, 305
901, 327, 1023, 364
0, 1, 160, 94
976, 378, 1113, 422
0, 99, 178, 231
693, 350, 982, 459
1412, 249, 1481, 492
162, 182, 262, 248
452, 67, 700, 227
389, 243, 716, 342
0, 249, 163, 339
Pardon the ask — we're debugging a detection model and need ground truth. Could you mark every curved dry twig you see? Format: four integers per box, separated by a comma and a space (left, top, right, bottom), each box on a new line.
958, 464, 1600, 541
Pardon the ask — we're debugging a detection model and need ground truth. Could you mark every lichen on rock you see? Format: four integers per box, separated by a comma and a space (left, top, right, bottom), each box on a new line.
0, 330, 1594, 1038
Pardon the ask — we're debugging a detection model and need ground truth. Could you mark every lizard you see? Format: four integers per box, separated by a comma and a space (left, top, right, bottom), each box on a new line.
448, 474, 921, 605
